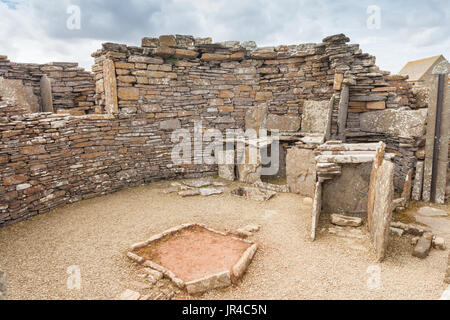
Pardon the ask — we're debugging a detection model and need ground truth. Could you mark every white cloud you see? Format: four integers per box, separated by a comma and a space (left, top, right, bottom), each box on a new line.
0, 0, 448, 73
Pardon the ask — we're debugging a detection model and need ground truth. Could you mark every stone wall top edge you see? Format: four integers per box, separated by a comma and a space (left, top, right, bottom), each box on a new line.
92, 33, 356, 60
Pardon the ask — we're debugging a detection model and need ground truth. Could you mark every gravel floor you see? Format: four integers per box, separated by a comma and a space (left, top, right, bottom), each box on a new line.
0, 180, 448, 300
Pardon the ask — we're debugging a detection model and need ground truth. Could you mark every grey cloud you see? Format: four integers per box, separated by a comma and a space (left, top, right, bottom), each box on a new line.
0, 0, 448, 72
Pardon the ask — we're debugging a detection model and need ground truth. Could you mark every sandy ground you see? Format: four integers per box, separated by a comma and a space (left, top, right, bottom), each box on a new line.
0, 180, 448, 300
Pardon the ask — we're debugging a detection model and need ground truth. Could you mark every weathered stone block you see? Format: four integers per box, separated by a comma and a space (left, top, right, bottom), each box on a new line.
40, 75, 54, 113
265, 114, 301, 132
159, 35, 176, 47
237, 146, 262, 184
360, 109, 427, 138
0, 77, 40, 113
103, 59, 118, 114
368, 158, 395, 262
412, 161, 424, 201
286, 147, 316, 197
367, 101, 386, 110
118, 87, 139, 100
412, 233, 433, 259
218, 150, 235, 181
159, 119, 181, 131
323, 163, 372, 215
174, 49, 199, 60
331, 214, 363, 227
155, 46, 176, 58
141, 37, 159, 47
186, 271, 231, 295
301, 100, 331, 135
334, 73, 343, 91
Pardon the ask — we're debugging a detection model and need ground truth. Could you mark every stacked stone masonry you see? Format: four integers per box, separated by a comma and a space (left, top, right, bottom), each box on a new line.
0, 55, 95, 115
0, 34, 438, 226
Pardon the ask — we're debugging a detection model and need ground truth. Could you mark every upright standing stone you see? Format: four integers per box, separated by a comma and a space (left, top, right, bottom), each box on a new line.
286, 147, 316, 197
0, 77, 40, 113
301, 100, 333, 135
40, 75, 54, 113
369, 159, 395, 262
218, 149, 235, 181
367, 142, 385, 232
423, 60, 449, 204
245, 104, 267, 133
0, 269, 6, 300
412, 161, 424, 201
337, 85, 349, 141
311, 181, 322, 241
237, 146, 262, 184
103, 59, 118, 114
402, 169, 413, 203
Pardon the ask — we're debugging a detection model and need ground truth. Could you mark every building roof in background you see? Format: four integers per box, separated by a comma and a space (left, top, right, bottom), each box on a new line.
399, 55, 444, 82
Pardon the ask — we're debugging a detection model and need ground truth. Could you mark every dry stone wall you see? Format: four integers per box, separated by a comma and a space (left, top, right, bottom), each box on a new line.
0, 34, 427, 226
91, 35, 338, 132
0, 55, 95, 115
0, 98, 216, 226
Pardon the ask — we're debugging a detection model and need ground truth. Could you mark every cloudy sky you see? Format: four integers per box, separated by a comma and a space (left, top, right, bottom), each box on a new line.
0, 0, 448, 72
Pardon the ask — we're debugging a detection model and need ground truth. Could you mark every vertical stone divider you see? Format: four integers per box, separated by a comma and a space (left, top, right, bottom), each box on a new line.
0, 269, 6, 300
423, 61, 450, 204
401, 169, 413, 203
103, 59, 118, 114
337, 84, 350, 141
367, 142, 385, 233
40, 75, 54, 113
325, 95, 335, 141
412, 161, 424, 201
311, 181, 322, 241
367, 142, 395, 262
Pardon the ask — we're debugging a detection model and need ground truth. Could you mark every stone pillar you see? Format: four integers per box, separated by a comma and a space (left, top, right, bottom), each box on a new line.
0, 269, 6, 300
40, 75, 54, 113
286, 147, 316, 198
310, 181, 322, 241
412, 161, 424, 201
218, 149, 235, 181
337, 84, 349, 141
369, 158, 395, 263
423, 60, 449, 204
103, 59, 118, 114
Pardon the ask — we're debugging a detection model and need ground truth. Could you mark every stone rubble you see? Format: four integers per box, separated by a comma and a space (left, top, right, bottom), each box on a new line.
231, 187, 276, 202
331, 214, 363, 227
432, 236, 446, 251
412, 233, 433, 259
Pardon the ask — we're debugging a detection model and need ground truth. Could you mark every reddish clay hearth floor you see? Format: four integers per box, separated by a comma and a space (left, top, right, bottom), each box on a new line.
134, 225, 252, 283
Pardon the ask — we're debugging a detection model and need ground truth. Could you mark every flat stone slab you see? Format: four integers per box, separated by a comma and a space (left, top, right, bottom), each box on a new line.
417, 207, 448, 217
183, 178, 213, 188
360, 109, 427, 138
331, 214, 363, 227
199, 187, 224, 197
231, 187, 276, 201
128, 224, 257, 295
